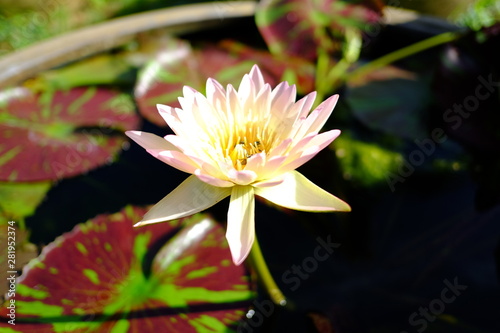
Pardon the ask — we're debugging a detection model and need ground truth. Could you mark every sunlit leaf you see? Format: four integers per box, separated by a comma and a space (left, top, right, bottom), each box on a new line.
0, 206, 252, 332
0, 181, 52, 221
135, 38, 315, 126
333, 130, 403, 187
453, 0, 500, 31
0, 87, 140, 181
25, 54, 136, 91
255, 0, 381, 60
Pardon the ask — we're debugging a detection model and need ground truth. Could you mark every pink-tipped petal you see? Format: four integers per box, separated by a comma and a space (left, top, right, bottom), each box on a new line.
296, 91, 317, 119
244, 152, 266, 173
252, 175, 285, 188
157, 150, 200, 174
271, 82, 296, 115
136, 175, 231, 226
125, 131, 178, 152
249, 65, 265, 91
304, 94, 339, 135
206, 78, 226, 108
226, 186, 255, 265
228, 169, 258, 185
279, 130, 340, 173
255, 170, 351, 212
195, 169, 234, 187
268, 138, 293, 158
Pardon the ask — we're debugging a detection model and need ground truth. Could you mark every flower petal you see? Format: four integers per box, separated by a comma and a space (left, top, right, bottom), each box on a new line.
293, 94, 339, 139
226, 186, 255, 265
228, 169, 258, 185
249, 64, 265, 91
279, 130, 341, 173
136, 175, 231, 226
125, 131, 178, 152
195, 169, 234, 187
157, 150, 200, 174
254, 170, 351, 212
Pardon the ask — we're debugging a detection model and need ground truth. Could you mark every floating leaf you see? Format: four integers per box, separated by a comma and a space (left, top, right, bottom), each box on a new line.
0, 181, 51, 221
345, 65, 430, 140
0, 87, 140, 181
255, 0, 381, 60
135, 38, 315, 126
0, 206, 253, 332
25, 54, 136, 91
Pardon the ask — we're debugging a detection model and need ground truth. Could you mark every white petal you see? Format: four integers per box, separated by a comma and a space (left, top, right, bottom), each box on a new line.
249, 65, 265, 91
195, 169, 234, 187
279, 130, 340, 173
125, 131, 178, 152
254, 170, 351, 212
252, 175, 285, 187
242, 152, 265, 174
238, 73, 255, 101
157, 150, 200, 174
226, 186, 255, 265
228, 169, 258, 185
157, 105, 189, 137
293, 94, 338, 139
136, 175, 231, 226
271, 81, 296, 116
296, 91, 317, 119
206, 78, 226, 109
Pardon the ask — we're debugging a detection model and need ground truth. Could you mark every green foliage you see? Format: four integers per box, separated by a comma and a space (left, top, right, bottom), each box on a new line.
453, 0, 500, 31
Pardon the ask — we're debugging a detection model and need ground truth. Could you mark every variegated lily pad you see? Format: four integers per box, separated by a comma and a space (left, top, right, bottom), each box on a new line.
135, 38, 315, 126
0, 206, 252, 332
255, 0, 381, 60
0, 86, 139, 181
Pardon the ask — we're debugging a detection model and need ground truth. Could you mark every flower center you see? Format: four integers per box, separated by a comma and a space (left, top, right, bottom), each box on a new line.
229, 139, 264, 170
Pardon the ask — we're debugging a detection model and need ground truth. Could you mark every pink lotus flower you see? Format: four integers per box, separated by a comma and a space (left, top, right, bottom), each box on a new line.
126, 65, 350, 265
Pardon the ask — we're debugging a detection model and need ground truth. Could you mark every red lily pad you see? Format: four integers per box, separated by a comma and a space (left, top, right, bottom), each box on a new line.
0, 86, 140, 181
135, 38, 315, 126
0, 206, 253, 332
255, 0, 382, 60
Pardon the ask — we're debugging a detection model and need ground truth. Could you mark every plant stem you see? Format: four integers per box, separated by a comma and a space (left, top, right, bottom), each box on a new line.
346, 31, 463, 82
248, 235, 287, 306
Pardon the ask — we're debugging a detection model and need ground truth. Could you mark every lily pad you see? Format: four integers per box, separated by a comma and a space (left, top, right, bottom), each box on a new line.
0, 180, 52, 221
0, 206, 253, 332
255, 0, 381, 60
345, 65, 431, 140
0, 86, 140, 181
135, 38, 315, 126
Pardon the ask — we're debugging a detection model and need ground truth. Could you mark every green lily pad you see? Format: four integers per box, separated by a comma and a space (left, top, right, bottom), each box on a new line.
135, 38, 315, 126
0, 86, 140, 181
0, 206, 253, 332
0, 180, 52, 221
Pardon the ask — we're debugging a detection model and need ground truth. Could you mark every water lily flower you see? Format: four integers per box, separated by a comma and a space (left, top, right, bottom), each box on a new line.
126, 65, 350, 265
